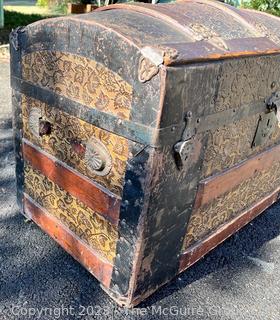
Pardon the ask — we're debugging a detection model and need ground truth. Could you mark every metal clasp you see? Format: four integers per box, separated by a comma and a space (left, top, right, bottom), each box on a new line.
174, 112, 195, 170
266, 91, 280, 124
252, 91, 280, 148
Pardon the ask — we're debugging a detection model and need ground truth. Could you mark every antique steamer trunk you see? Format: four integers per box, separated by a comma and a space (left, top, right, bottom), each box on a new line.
10, 0, 280, 307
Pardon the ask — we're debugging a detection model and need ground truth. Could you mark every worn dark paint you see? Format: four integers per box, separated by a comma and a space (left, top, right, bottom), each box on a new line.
16, 18, 162, 128
99, 2, 280, 65
109, 145, 153, 301
10, 1, 280, 308
11, 77, 156, 147
12, 90, 24, 212
132, 65, 212, 300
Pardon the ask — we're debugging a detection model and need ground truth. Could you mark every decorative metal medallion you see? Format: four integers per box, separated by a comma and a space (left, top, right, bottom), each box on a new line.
138, 56, 159, 83
28, 107, 42, 138
84, 137, 112, 176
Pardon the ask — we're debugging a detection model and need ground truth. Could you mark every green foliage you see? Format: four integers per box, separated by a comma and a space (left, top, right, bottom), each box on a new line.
0, 9, 55, 44
244, 0, 280, 16
51, 2, 68, 14
225, 0, 241, 6
4, 9, 49, 28
36, 0, 49, 7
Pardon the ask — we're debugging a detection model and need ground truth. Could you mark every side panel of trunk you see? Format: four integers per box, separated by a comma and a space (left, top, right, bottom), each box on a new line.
133, 55, 280, 303
182, 55, 280, 252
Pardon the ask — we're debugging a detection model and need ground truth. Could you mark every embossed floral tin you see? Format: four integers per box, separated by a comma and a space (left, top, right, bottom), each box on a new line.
10, 0, 280, 307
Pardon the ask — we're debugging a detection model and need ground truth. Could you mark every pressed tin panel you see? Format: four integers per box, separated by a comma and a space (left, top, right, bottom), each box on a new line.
202, 114, 280, 178
183, 157, 280, 250
22, 51, 133, 120
24, 164, 118, 262
213, 55, 280, 113
22, 95, 130, 196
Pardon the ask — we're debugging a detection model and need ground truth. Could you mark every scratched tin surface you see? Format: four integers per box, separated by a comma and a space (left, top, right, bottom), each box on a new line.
10, 0, 280, 307
97, 0, 280, 63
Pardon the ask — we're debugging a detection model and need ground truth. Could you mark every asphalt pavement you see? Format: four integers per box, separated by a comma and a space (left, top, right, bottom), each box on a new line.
0, 58, 280, 320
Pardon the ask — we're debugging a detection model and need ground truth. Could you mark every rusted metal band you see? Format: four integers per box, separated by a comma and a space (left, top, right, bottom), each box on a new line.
194, 143, 280, 209
24, 196, 113, 287
196, 101, 265, 133
11, 76, 160, 146
181, 99, 266, 141
12, 76, 271, 149
23, 140, 121, 225
179, 188, 280, 272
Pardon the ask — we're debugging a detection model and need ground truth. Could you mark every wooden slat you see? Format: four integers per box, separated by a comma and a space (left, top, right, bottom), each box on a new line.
195, 143, 280, 209
179, 188, 280, 272
24, 196, 113, 288
23, 140, 121, 226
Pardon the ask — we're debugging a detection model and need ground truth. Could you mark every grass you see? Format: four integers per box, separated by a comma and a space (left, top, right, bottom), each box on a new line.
4, 9, 52, 28
4, 5, 52, 15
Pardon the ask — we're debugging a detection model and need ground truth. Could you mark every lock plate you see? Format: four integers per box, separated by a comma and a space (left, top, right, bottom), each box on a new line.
252, 111, 277, 148
174, 139, 194, 169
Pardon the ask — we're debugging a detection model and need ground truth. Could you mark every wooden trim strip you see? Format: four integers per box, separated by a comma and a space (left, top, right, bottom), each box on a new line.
97, 4, 280, 65
161, 41, 280, 66
96, 4, 198, 41
23, 140, 121, 226
185, 0, 261, 36
24, 196, 113, 287
179, 188, 280, 272
195, 143, 280, 209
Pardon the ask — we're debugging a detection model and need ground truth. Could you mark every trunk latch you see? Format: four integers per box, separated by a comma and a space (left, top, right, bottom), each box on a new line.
174, 112, 195, 170
252, 92, 280, 148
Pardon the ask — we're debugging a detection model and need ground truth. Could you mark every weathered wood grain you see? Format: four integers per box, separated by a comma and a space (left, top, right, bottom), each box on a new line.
24, 196, 113, 287
195, 143, 280, 209
180, 188, 280, 272
23, 140, 121, 226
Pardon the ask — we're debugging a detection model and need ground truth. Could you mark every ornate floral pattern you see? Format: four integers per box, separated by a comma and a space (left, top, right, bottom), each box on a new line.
22, 95, 130, 196
183, 159, 280, 249
24, 164, 118, 262
22, 51, 133, 120
202, 114, 280, 178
